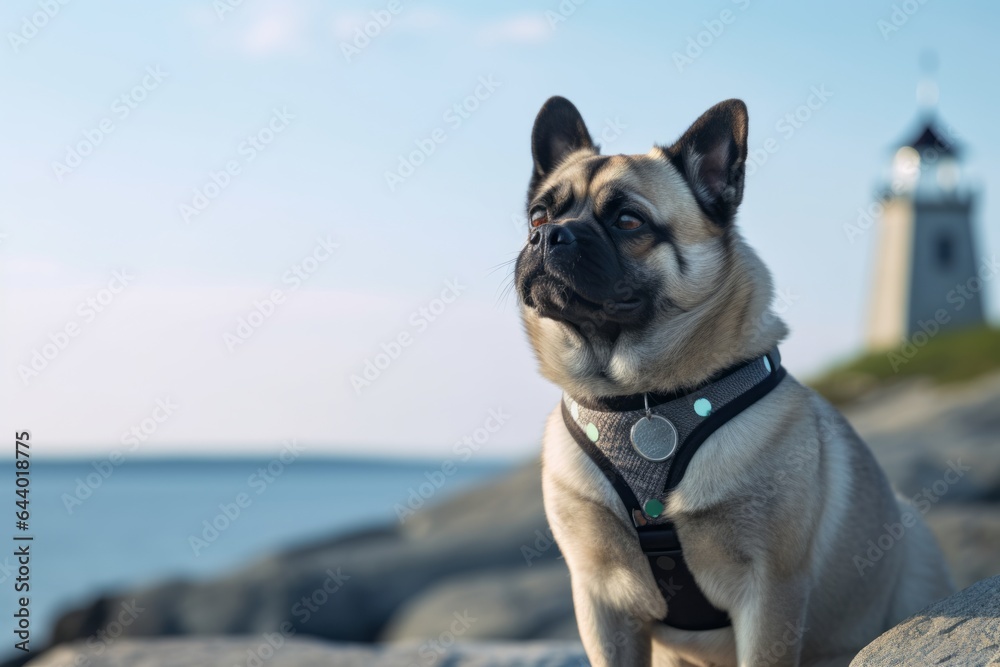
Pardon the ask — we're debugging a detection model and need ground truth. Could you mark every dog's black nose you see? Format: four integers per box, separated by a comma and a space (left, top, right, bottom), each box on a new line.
545, 224, 576, 248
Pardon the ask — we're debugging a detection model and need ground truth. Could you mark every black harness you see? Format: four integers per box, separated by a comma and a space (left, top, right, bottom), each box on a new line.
561, 348, 786, 630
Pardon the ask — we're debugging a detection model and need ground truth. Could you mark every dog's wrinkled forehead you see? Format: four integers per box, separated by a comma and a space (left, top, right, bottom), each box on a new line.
532, 149, 715, 243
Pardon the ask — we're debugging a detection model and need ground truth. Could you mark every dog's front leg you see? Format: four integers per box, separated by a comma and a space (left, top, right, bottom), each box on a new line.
730, 573, 809, 667
547, 489, 665, 665
571, 580, 653, 667
554, 504, 666, 666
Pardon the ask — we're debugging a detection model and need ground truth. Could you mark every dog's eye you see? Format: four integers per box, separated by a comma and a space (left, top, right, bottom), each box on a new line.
616, 212, 644, 231
530, 208, 549, 227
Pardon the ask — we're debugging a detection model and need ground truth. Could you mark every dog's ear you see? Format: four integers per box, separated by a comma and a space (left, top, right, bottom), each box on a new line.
530, 96, 595, 194
665, 99, 748, 226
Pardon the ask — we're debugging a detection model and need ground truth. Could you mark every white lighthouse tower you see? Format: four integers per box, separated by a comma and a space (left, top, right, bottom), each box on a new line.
866, 65, 984, 350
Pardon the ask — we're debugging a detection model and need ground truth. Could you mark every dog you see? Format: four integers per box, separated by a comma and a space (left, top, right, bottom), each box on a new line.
513, 96, 953, 666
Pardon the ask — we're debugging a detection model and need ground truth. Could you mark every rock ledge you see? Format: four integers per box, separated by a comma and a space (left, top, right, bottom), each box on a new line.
851, 575, 1000, 666
25, 637, 588, 667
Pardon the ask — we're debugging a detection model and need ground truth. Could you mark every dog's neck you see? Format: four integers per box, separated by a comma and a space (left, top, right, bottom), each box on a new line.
566, 346, 781, 411
539, 236, 788, 401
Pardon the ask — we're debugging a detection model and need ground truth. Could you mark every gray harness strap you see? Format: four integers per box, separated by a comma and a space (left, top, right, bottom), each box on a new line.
561, 348, 785, 630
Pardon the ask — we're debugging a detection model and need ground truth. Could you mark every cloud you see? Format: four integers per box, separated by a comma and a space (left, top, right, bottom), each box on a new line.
330, 8, 552, 47
240, 6, 309, 56
475, 14, 551, 45
191, 4, 553, 58
332, 7, 456, 41
184, 0, 312, 58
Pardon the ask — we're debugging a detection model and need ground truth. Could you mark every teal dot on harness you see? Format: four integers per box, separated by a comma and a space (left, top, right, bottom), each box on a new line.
644, 498, 664, 518
585, 423, 599, 442
694, 398, 712, 417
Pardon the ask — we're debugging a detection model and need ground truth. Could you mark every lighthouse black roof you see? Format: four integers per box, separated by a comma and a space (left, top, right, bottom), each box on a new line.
902, 116, 960, 157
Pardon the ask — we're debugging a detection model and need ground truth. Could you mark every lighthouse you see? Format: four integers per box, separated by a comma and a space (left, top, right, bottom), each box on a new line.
865, 68, 985, 350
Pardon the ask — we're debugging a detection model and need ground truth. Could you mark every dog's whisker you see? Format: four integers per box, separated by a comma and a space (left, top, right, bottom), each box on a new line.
486, 258, 518, 277
494, 274, 519, 311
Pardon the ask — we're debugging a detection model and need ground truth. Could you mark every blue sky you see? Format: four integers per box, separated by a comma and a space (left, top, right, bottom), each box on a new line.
2, 0, 998, 458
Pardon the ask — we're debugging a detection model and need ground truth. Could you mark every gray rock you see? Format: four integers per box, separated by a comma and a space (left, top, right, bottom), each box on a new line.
381, 563, 577, 642
25, 637, 588, 667
850, 575, 1000, 666
50, 462, 567, 648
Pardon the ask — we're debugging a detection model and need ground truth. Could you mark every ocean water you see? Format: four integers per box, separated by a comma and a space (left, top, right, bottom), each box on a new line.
7, 456, 510, 651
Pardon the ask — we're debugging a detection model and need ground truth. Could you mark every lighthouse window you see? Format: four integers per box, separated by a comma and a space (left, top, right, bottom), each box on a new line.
935, 233, 954, 269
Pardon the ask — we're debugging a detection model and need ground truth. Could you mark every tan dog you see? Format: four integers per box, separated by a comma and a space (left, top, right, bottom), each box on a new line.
513, 97, 953, 666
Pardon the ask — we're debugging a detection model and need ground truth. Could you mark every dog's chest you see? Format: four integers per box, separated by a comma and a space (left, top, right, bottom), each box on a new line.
561, 350, 780, 526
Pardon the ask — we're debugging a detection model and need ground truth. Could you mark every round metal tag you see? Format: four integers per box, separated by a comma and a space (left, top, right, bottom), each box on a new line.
630, 415, 678, 462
